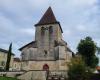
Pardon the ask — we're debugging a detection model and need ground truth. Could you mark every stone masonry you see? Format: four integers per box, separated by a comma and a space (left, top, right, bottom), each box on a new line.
19, 7, 73, 76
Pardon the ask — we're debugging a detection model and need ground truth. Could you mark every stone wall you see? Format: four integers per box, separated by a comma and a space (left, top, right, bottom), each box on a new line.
21, 59, 70, 71
0, 51, 14, 70
21, 60, 59, 71
20, 23, 72, 71
0, 71, 24, 77
18, 70, 68, 80
13, 61, 21, 71
18, 70, 47, 80
49, 70, 68, 77
35, 24, 62, 60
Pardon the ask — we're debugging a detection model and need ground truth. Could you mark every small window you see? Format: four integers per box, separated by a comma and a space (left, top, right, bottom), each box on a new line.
54, 40, 58, 47
44, 50, 47, 57
15, 64, 16, 68
21, 52, 25, 60
41, 27, 45, 35
1, 61, 5, 66
49, 26, 53, 34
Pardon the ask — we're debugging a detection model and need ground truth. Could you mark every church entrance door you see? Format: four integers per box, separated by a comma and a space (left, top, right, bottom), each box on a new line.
43, 64, 49, 71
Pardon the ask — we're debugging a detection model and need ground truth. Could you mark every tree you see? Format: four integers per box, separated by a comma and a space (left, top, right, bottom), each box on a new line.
77, 36, 99, 68
5, 43, 12, 71
96, 46, 100, 54
68, 56, 88, 80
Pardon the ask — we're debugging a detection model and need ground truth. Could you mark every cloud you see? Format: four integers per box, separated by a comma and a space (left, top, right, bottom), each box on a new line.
76, 25, 87, 31
0, 13, 15, 31
69, 0, 97, 6
20, 28, 35, 36
0, 0, 99, 58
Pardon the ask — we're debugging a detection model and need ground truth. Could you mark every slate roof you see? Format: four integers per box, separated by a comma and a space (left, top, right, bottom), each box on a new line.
35, 7, 63, 33
35, 7, 58, 25
19, 41, 37, 51
0, 48, 15, 55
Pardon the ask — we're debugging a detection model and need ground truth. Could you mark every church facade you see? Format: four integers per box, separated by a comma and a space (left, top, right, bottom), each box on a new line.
19, 7, 72, 71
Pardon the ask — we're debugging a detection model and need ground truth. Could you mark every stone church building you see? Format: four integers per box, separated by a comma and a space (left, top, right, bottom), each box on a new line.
19, 7, 73, 71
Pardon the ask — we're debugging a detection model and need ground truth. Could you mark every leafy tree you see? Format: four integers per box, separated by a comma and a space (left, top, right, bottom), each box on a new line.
5, 43, 12, 71
77, 36, 99, 68
68, 56, 89, 80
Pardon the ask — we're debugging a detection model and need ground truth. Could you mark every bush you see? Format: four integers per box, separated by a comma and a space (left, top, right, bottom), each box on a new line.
68, 57, 86, 80
68, 56, 91, 80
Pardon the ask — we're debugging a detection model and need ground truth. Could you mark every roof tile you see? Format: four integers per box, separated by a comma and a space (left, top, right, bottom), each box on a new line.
35, 7, 58, 26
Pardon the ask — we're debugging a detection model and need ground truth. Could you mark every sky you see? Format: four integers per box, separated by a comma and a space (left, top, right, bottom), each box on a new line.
0, 0, 100, 59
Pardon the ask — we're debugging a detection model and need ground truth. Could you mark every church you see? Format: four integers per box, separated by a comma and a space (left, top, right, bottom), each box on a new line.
19, 7, 73, 71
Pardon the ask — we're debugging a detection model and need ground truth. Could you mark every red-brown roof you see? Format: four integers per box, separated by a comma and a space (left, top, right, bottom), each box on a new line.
35, 7, 58, 26
35, 7, 63, 33
96, 66, 100, 70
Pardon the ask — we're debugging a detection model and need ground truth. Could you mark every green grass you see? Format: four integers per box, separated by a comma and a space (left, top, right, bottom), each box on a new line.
0, 76, 18, 80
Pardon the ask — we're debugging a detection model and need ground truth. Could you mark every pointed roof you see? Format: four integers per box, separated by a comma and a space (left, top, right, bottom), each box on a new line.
35, 7, 59, 26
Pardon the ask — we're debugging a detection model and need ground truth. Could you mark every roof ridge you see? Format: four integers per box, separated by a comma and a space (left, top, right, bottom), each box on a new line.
35, 7, 58, 26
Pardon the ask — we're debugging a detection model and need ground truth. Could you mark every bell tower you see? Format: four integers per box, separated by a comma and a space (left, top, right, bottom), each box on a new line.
19, 7, 73, 71
34, 7, 63, 60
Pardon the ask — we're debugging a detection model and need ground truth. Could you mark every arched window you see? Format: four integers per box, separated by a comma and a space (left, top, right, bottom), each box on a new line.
1, 61, 5, 66
21, 52, 24, 60
49, 26, 53, 34
41, 27, 45, 36
54, 40, 58, 47
44, 50, 47, 57
44, 50, 47, 54
43, 64, 49, 70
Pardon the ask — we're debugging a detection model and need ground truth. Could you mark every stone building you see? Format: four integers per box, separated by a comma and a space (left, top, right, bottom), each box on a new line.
0, 48, 14, 70
13, 57, 21, 71
19, 7, 73, 71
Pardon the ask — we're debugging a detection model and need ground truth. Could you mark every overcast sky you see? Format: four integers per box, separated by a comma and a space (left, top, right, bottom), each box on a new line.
0, 0, 100, 59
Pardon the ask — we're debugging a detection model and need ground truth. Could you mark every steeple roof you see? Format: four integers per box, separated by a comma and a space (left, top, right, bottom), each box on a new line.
35, 7, 58, 26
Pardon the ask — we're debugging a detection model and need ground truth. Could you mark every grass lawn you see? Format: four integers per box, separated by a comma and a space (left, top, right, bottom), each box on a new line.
0, 76, 18, 80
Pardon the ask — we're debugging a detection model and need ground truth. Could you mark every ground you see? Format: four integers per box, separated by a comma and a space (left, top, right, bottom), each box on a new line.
0, 76, 19, 80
